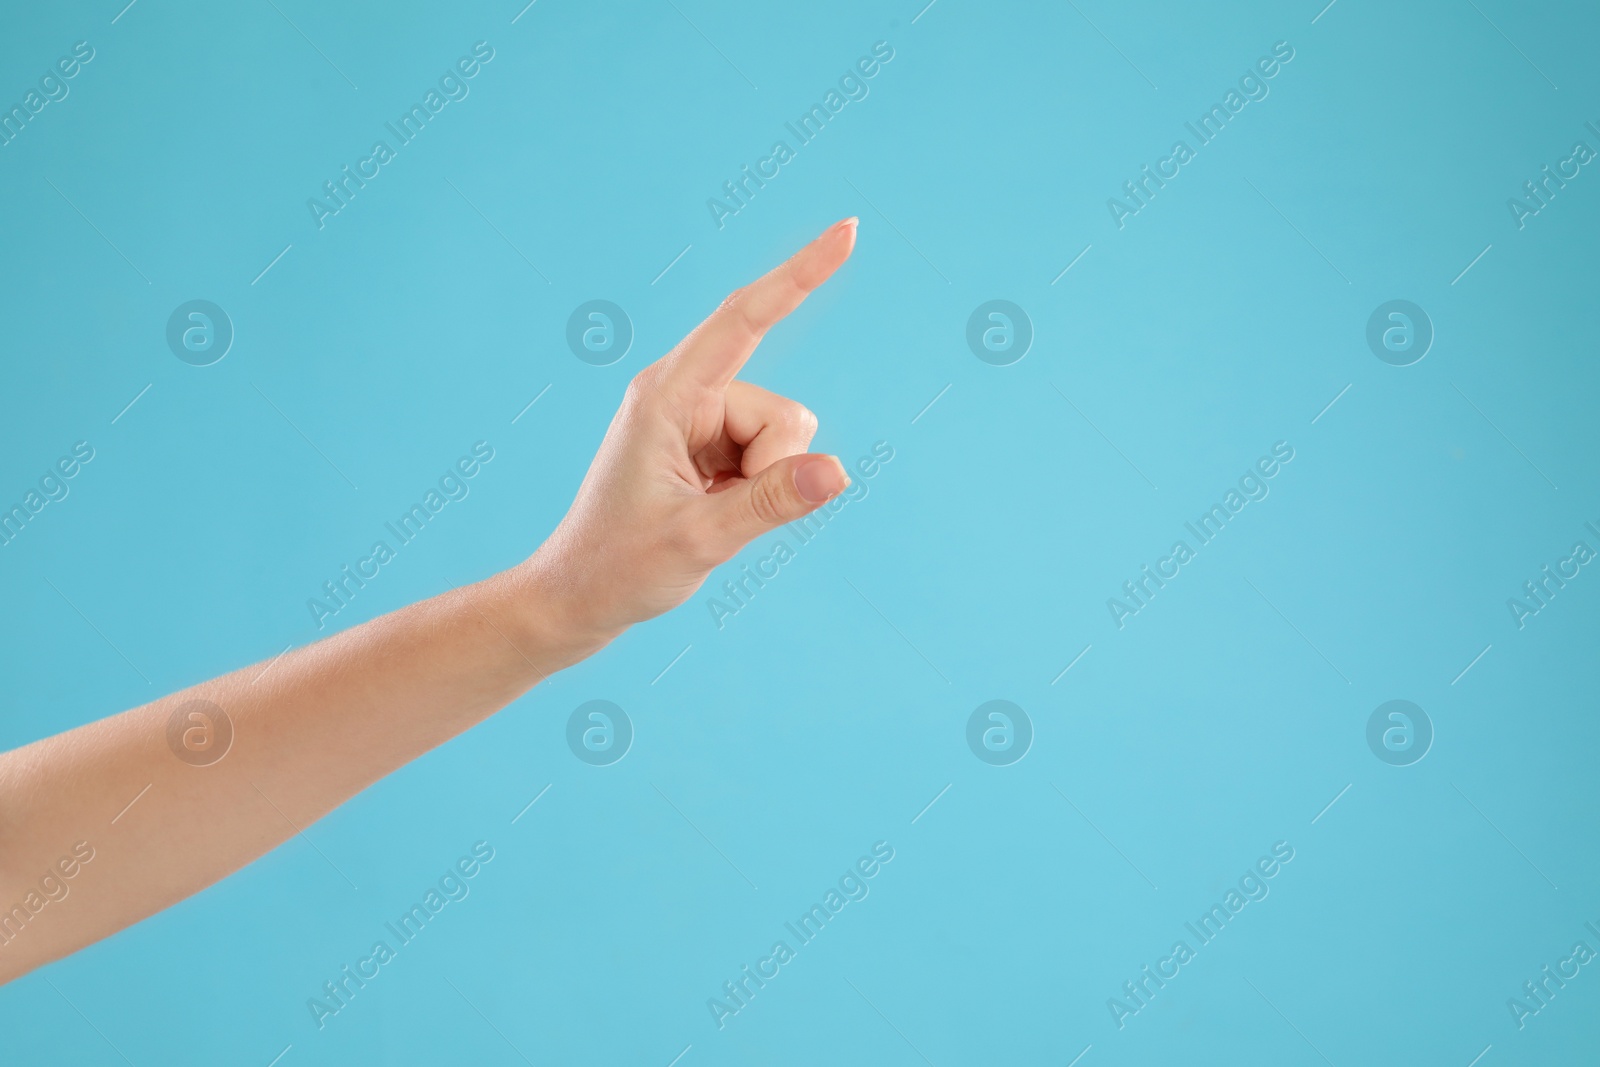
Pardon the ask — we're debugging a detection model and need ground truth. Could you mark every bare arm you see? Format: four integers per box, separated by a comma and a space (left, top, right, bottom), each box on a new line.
0, 218, 859, 984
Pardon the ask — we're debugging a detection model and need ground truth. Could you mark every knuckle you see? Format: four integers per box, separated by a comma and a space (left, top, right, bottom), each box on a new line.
778, 258, 815, 296
746, 474, 790, 527
786, 402, 819, 437
718, 286, 762, 336
622, 368, 660, 409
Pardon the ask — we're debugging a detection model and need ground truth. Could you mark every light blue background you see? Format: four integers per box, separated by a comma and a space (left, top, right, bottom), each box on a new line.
2, 0, 1597, 1063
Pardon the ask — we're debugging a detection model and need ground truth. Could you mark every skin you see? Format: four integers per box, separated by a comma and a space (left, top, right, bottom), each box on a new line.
0, 217, 860, 985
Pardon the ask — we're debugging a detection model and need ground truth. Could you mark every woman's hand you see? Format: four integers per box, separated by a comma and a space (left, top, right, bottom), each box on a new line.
522, 217, 859, 662
0, 219, 862, 984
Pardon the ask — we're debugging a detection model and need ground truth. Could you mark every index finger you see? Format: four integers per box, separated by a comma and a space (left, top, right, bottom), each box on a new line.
662, 216, 858, 393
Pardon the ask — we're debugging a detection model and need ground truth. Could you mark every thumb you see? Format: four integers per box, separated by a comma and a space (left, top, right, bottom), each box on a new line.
706, 453, 851, 556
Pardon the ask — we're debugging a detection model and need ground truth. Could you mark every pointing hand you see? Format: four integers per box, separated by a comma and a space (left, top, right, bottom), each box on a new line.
524, 218, 860, 660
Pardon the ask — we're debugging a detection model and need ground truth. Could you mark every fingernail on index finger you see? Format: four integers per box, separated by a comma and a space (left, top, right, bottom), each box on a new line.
824, 216, 859, 252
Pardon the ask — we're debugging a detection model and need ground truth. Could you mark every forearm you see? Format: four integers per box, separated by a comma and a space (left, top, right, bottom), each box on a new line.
0, 560, 597, 982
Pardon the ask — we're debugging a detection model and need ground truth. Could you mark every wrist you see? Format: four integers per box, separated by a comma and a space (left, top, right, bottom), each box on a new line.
498, 554, 621, 675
